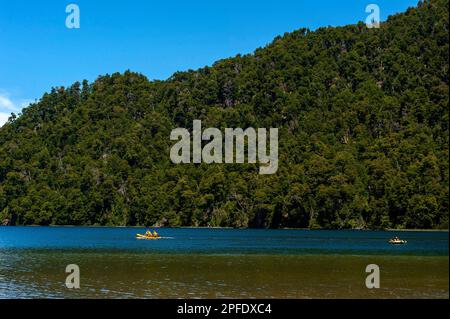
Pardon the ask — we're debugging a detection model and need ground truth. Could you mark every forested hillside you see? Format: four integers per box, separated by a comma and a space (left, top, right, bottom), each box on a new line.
0, 0, 448, 229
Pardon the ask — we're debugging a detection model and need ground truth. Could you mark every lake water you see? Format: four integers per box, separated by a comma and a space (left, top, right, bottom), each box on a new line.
0, 227, 448, 298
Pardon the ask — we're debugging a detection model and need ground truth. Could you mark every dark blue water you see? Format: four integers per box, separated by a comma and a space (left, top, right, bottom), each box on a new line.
0, 227, 447, 256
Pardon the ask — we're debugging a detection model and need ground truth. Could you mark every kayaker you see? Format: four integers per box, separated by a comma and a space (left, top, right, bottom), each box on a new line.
153, 230, 159, 237
145, 230, 153, 237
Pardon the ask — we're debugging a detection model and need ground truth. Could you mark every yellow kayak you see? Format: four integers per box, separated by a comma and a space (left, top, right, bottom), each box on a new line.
136, 233, 161, 240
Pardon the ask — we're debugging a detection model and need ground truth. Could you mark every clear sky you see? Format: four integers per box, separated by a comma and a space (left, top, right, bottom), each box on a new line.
0, 0, 418, 124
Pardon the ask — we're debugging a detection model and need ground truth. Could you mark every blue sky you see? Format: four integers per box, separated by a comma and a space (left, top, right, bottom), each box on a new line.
0, 0, 418, 125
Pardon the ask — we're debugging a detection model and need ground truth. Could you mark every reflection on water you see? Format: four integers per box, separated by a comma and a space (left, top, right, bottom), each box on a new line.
0, 227, 448, 298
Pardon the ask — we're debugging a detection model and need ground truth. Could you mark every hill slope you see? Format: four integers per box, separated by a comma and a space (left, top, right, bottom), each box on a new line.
0, 0, 448, 229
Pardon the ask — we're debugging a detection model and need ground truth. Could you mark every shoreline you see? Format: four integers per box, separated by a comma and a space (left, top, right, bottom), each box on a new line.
1, 225, 448, 232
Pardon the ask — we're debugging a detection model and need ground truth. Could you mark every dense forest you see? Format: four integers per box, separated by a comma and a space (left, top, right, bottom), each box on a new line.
0, 0, 448, 229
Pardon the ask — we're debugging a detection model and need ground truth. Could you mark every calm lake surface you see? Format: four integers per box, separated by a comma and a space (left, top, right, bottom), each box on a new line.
0, 227, 448, 298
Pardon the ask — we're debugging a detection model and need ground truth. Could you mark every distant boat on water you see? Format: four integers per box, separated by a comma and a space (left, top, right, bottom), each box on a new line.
389, 236, 407, 245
